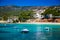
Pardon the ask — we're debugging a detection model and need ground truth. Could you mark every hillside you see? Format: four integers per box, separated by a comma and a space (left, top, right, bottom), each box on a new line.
0, 6, 60, 17
0, 6, 48, 16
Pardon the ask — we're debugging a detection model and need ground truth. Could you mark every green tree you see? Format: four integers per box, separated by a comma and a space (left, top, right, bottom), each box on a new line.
2, 15, 8, 20
42, 7, 60, 16
18, 10, 34, 22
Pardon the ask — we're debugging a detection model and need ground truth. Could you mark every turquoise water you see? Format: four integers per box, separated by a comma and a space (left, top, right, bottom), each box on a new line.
0, 23, 60, 40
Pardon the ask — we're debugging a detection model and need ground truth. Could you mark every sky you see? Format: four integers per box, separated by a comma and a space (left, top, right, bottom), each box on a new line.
0, 0, 60, 6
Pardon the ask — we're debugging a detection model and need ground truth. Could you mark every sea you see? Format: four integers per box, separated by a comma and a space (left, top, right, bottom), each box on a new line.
0, 23, 60, 40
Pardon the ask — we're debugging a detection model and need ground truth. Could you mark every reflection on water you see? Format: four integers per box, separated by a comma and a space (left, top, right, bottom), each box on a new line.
36, 26, 47, 40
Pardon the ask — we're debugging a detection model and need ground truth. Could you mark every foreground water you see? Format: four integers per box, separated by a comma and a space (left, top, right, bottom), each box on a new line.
0, 23, 60, 40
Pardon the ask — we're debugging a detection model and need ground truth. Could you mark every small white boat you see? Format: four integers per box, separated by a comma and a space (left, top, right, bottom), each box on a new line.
21, 29, 29, 33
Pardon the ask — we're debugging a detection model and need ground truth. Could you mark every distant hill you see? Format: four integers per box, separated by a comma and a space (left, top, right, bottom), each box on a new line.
0, 6, 48, 16
0, 6, 60, 17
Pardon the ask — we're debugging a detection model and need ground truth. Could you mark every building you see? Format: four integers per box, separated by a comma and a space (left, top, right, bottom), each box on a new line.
33, 9, 45, 19
7, 16, 19, 23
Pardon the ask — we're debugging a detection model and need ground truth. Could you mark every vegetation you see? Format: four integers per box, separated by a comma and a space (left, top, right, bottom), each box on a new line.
42, 6, 60, 16
0, 6, 60, 21
2, 15, 8, 20
0, 6, 37, 21
18, 10, 35, 22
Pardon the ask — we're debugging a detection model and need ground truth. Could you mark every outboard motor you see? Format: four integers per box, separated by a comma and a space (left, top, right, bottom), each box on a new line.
21, 29, 29, 33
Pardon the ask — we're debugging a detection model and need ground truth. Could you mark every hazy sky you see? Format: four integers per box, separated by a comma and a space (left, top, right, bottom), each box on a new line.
0, 0, 60, 6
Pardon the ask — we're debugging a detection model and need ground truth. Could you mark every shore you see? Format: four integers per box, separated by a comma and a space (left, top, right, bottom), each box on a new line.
0, 18, 60, 24
0, 22, 60, 25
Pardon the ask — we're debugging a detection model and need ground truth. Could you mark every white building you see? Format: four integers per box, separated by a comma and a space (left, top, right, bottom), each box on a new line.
7, 18, 13, 23
33, 9, 45, 19
6, 16, 18, 23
